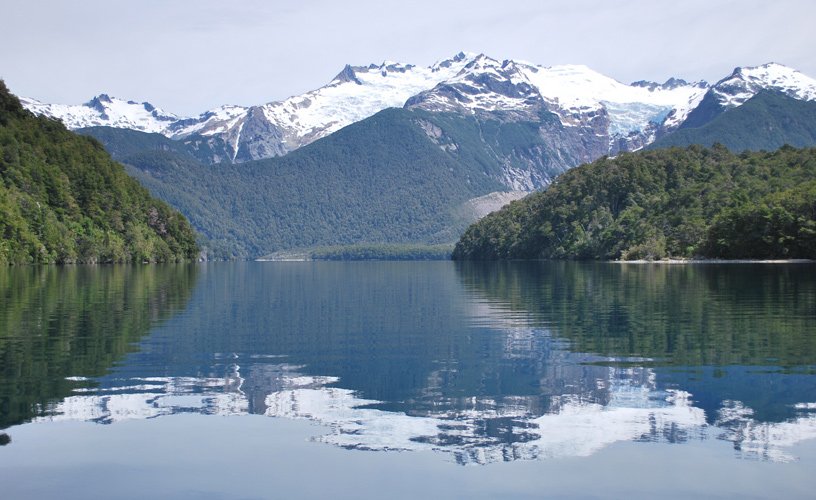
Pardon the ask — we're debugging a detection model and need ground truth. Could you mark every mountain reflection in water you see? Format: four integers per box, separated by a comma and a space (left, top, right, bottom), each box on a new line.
6, 262, 816, 465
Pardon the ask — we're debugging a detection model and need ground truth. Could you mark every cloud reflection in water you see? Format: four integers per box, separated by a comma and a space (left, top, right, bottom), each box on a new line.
36, 355, 816, 465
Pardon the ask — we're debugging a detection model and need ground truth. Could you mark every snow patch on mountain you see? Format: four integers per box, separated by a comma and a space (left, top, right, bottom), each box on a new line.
712, 63, 816, 108
20, 52, 481, 161
168, 104, 248, 138
407, 55, 709, 144
20, 94, 181, 134
414, 55, 542, 115
254, 52, 478, 151
515, 63, 708, 134
168, 52, 480, 160
18, 56, 816, 168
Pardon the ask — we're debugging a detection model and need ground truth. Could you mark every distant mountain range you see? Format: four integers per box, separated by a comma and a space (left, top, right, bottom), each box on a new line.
17, 53, 816, 257
22, 53, 816, 187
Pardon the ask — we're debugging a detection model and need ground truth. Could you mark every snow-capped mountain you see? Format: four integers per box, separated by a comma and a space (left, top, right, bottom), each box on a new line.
19, 55, 816, 171
406, 54, 710, 156
710, 62, 816, 108
676, 62, 816, 131
159, 52, 481, 162
22, 52, 479, 163
19, 93, 180, 134
241, 53, 475, 153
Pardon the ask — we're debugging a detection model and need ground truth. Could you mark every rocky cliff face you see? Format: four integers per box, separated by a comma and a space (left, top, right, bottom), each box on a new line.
232, 107, 288, 163
405, 55, 671, 189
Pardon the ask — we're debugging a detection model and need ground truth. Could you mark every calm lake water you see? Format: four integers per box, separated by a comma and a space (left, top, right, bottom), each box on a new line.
1, 261, 815, 498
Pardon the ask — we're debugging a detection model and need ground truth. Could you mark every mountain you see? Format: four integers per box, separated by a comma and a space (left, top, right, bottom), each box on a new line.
408, 55, 708, 144
679, 63, 816, 129
80, 108, 525, 258
649, 90, 816, 151
0, 81, 198, 264
19, 56, 816, 258
451, 145, 816, 261
19, 93, 181, 133
702, 63, 816, 114
404, 54, 708, 188
18, 53, 706, 167
21, 55, 816, 187
24, 53, 478, 164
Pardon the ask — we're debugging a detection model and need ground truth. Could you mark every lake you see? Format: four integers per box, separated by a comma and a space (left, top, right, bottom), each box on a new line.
1, 261, 815, 499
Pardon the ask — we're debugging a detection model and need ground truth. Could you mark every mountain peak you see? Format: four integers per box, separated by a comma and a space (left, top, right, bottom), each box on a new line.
87, 94, 111, 113
20, 92, 181, 133
732, 61, 790, 75
467, 53, 500, 66
713, 62, 816, 107
431, 51, 477, 71
333, 64, 363, 85
378, 61, 415, 75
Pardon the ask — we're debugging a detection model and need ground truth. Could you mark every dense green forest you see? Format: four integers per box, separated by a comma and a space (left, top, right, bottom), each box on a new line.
0, 82, 198, 264
81, 109, 520, 259
453, 145, 816, 260
650, 90, 816, 152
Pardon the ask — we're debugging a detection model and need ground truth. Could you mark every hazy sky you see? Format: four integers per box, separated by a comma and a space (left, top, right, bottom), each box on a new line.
2, 0, 814, 116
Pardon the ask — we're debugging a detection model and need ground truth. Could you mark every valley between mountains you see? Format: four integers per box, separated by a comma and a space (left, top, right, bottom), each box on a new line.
12, 52, 816, 260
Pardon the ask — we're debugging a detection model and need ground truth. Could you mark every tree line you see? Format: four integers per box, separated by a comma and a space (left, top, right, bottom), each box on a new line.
453, 144, 816, 260
0, 81, 198, 264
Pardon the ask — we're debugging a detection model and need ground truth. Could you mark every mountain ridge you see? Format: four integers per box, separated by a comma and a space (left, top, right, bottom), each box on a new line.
80, 107, 526, 258
650, 90, 816, 151
17, 56, 816, 258
22, 54, 815, 169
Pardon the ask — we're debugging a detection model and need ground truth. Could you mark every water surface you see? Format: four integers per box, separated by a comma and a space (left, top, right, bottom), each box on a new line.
1, 261, 815, 498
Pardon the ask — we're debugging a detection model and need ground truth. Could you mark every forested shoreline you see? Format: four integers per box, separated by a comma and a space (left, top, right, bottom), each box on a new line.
453, 145, 816, 261
0, 82, 199, 264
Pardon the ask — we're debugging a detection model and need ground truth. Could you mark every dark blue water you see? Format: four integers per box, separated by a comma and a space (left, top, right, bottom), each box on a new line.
1, 261, 815, 498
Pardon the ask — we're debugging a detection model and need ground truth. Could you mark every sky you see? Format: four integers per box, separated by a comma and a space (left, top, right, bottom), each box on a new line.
2, 0, 815, 116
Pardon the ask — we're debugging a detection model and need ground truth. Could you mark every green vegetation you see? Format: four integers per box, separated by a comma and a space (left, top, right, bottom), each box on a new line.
310, 243, 454, 260
707, 181, 816, 258
81, 109, 524, 259
650, 90, 816, 152
453, 145, 816, 260
75, 88, 816, 261
0, 82, 198, 264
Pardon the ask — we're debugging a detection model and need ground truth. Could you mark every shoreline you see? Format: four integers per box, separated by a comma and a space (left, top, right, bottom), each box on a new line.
613, 258, 815, 264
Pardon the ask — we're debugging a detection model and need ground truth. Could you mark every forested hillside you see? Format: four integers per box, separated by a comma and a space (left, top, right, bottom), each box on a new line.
0, 82, 198, 264
453, 145, 816, 260
81, 109, 517, 258
650, 91, 816, 152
